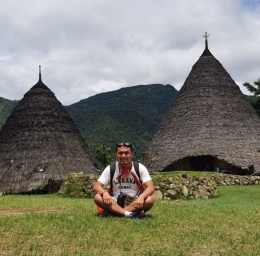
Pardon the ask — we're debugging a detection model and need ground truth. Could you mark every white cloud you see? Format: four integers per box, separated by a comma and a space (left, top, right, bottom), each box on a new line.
0, 0, 260, 104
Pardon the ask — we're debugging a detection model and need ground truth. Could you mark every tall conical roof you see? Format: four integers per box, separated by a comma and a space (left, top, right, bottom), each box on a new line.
0, 67, 98, 194
144, 35, 260, 173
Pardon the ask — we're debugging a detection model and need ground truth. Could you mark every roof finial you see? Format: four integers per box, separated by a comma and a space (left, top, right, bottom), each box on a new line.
203, 32, 210, 48
39, 65, 42, 81
32, 65, 48, 89
201, 32, 213, 57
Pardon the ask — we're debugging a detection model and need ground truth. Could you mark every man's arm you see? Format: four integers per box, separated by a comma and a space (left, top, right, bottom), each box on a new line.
135, 180, 154, 208
93, 181, 106, 195
139, 180, 155, 199
93, 181, 112, 205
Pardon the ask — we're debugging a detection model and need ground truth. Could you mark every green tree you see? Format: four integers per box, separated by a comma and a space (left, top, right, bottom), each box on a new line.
243, 78, 260, 96
95, 145, 116, 170
243, 78, 260, 116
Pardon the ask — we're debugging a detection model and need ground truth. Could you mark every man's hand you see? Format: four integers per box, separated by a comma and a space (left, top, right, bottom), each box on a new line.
102, 191, 112, 205
135, 195, 145, 209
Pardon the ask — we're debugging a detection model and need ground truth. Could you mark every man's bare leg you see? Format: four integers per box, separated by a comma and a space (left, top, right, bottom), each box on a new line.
124, 196, 154, 213
94, 194, 125, 216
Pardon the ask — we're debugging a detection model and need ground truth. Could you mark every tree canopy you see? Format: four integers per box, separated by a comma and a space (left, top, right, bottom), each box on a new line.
243, 78, 260, 116
95, 145, 116, 170
243, 78, 260, 96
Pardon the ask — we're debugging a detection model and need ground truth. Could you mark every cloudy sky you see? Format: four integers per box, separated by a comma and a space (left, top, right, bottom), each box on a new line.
0, 0, 260, 105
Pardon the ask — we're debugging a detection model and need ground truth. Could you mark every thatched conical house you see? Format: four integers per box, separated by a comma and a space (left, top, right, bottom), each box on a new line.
143, 35, 260, 174
0, 67, 99, 194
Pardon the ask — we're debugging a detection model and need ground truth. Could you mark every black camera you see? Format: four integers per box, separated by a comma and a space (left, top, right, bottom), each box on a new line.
117, 192, 126, 208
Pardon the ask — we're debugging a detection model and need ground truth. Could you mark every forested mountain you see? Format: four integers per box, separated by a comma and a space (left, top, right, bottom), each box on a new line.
0, 84, 178, 160
0, 97, 18, 130
65, 84, 178, 159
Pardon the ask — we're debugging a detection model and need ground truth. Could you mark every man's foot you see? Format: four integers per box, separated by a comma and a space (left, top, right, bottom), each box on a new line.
130, 210, 144, 218
103, 210, 114, 217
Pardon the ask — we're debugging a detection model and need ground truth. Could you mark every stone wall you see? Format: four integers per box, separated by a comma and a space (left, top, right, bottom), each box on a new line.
211, 173, 260, 186
151, 173, 218, 200
59, 172, 96, 198
58, 172, 260, 200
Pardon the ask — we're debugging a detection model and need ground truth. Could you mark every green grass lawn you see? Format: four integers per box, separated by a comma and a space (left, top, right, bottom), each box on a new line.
0, 185, 260, 256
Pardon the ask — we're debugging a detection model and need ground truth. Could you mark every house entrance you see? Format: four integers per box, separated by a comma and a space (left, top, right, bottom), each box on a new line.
189, 155, 214, 171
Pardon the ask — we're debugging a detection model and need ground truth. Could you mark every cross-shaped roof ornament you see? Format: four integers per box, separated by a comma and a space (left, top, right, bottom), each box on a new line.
201, 32, 212, 56
203, 32, 210, 41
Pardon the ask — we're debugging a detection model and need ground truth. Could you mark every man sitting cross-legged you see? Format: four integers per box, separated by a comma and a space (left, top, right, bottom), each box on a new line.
93, 142, 155, 218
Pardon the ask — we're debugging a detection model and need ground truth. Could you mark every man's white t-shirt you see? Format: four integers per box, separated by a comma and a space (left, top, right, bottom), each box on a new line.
98, 161, 152, 199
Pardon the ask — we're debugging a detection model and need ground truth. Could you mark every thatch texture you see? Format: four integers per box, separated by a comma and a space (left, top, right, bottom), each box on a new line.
0, 70, 98, 194
144, 41, 260, 173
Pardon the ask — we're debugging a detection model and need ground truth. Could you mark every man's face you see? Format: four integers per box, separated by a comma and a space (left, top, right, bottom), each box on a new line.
115, 146, 134, 167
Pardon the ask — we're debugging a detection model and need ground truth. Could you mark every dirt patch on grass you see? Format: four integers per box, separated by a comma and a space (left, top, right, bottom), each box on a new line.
0, 208, 64, 216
